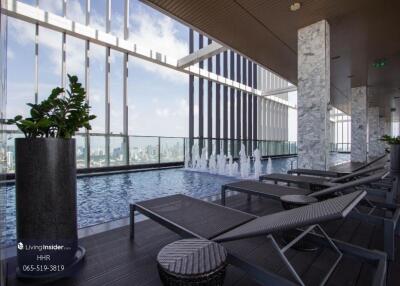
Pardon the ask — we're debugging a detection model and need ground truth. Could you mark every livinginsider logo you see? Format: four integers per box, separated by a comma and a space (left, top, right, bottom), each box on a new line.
17, 242, 68, 251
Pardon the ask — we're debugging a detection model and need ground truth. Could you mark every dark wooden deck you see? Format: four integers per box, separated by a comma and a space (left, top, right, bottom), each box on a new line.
4, 193, 400, 286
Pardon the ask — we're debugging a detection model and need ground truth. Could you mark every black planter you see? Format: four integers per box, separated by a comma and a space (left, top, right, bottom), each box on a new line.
15, 138, 85, 280
390, 144, 400, 173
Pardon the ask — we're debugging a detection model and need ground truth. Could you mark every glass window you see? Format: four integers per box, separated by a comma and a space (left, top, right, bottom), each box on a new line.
5, 132, 25, 173
66, 0, 86, 25
193, 31, 199, 51
220, 87, 224, 139
109, 50, 124, 134
75, 134, 87, 168
212, 85, 216, 138
109, 136, 127, 166
160, 137, 184, 163
91, 0, 107, 32
39, 0, 63, 16
212, 55, 216, 74
111, 0, 125, 37
19, 0, 36, 6
127, 56, 187, 137
129, 136, 158, 164
89, 43, 106, 133
90, 135, 107, 167
6, 18, 35, 124
343, 118, 349, 143
38, 26, 62, 101
129, 0, 188, 59
227, 51, 231, 77
227, 94, 231, 139
337, 117, 343, 144
233, 90, 238, 140
193, 78, 199, 137
203, 80, 207, 138
66, 35, 85, 85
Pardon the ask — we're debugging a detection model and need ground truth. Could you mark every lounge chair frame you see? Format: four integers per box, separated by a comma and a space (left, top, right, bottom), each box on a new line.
266, 225, 342, 286
288, 153, 388, 177
222, 172, 400, 260
129, 194, 386, 286
259, 165, 385, 191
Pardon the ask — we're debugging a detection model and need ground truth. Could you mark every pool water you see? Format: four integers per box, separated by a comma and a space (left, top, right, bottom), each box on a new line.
1, 154, 349, 247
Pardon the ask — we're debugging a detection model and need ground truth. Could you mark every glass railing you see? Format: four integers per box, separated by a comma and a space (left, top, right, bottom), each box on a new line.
330, 143, 351, 153
2, 131, 297, 173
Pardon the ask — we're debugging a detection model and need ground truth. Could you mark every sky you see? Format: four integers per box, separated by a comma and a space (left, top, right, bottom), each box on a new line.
7, 0, 189, 137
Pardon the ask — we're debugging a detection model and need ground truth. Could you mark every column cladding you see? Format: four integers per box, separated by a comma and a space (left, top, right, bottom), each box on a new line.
297, 20, 331, 170
368, 107, 382, 158
351, 86, 368, 163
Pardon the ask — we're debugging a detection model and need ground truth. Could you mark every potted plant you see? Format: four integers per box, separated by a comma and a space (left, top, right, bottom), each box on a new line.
380, 135, 400, 172
5, 75, 95, 279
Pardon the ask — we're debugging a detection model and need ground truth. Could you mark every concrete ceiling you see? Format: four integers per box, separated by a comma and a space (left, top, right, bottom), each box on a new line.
142, 0, 400, 121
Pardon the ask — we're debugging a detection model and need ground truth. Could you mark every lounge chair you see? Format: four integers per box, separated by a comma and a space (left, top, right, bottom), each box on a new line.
222, 172, 400, 259
288, 152, 389, 177
130, 191, 386, 286
259, 165, 386, 191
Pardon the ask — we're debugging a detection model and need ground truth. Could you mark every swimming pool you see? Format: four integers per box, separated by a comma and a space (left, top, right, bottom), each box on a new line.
1, 154, 350, 247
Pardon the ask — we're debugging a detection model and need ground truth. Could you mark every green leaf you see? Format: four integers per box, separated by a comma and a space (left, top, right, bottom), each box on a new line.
12, 74, 95, 138
20, 119, 35, 127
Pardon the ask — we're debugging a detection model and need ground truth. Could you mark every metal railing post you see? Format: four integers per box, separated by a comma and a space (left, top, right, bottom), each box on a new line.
158, 137, 161, 164
183, 138, 186, 163
125, 135, 129, 165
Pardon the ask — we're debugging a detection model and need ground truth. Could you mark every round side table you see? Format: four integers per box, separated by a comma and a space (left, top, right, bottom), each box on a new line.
157, 239, 227, 286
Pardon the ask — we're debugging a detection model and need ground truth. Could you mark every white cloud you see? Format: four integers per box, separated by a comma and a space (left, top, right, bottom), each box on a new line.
155, 107, 170, 118
130, 10, 188, 59
124, 8, 188, 83
39, 0, 63, 15
66, 0, 85, 24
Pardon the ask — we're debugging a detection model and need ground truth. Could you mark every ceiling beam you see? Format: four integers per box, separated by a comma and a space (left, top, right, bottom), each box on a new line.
177, 41, 226, 68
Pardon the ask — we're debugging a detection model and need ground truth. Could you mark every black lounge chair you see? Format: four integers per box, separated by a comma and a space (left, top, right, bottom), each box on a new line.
288, 168, 345, 178
259, 165, 386, 191
130, 191, 386, 286
222, 172, 400, 259
288, 152, 388, 177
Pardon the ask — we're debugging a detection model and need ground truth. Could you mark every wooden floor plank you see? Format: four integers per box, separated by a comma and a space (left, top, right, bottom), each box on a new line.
4, 194, 398, 286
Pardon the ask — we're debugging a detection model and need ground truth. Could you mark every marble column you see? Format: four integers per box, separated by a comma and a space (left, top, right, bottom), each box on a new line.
379, 117, 388, 152
297, 20, 330, 170
351, 86, 368, 162
368, 107, 381, 158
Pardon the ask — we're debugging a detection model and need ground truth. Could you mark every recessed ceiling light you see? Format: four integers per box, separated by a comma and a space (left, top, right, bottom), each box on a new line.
290, 2, 301, 12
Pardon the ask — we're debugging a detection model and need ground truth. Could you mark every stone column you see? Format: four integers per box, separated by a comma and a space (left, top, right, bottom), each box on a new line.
351, 86, 368, 162
297, 20, 330, 170
368, 107, 381, 158
379, 117, 388, 152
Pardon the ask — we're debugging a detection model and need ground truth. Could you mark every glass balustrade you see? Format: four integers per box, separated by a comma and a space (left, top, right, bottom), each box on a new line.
2, 131, 298, 173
